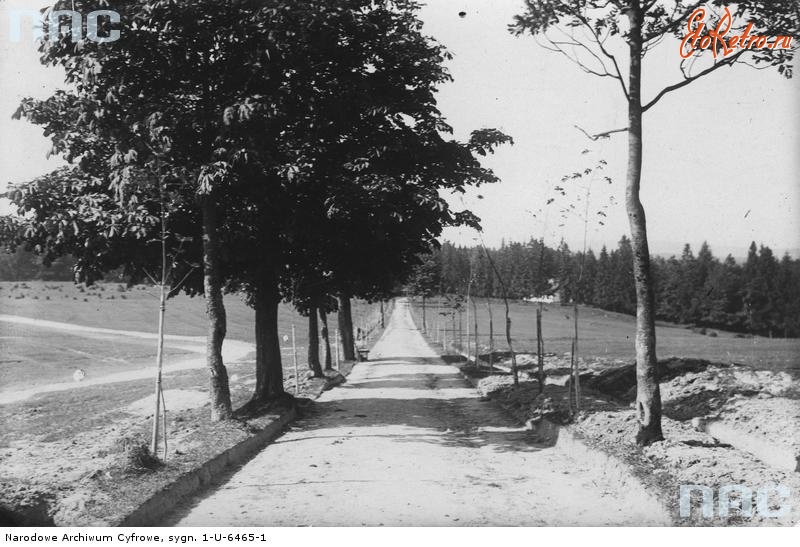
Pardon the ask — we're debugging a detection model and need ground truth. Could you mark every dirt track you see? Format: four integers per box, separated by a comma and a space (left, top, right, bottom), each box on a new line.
167, 299, 668, 526
0, 314, 253, 404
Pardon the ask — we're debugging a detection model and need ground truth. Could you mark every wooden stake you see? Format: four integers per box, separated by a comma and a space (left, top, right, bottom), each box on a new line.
151, 172, 168, 460
472, 297, 478, 367
573, 304, 580, 412
292, 324, 299, 395
487, 299, 494, 371
537, 303, 544, 394
465, 294, 471, 363
150, 282, 166, 457
334, 327, 340, 370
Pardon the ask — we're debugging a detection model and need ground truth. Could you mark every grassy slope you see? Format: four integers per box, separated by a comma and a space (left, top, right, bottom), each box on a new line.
412, 297, 800, 371
0, 281, 384, 390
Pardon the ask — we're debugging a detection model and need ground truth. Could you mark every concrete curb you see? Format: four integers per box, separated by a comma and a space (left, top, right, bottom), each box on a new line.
116, 408, 297, 527
118, 362, 361, 527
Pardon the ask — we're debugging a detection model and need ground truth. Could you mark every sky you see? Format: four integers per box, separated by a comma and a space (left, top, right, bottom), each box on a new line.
0, 0, 798, 260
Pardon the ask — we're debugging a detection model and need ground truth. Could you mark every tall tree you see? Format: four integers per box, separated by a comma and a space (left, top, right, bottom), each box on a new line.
511, 1, 797, 444
11, 0, 326, 419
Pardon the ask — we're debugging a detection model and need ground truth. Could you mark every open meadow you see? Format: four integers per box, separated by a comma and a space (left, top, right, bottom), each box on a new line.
0, 281, 388, 522
410, 297, 800, 372
0, 280, 385, 394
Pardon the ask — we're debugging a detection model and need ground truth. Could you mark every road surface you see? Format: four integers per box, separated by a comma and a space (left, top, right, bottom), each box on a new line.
167, 299, 666, 526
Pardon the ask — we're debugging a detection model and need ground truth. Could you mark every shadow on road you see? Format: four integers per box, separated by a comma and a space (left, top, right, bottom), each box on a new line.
284, 355, 551, 455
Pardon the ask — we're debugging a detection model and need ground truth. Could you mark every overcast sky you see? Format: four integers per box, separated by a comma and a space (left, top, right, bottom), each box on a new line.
1, 0, 798, 259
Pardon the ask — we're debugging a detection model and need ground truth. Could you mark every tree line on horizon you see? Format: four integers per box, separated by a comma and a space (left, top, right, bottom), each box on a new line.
414, 238, 800, 339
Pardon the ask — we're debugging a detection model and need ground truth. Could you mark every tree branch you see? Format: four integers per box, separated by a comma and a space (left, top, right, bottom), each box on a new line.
642, 1, 705, 43
642, 50, 746, 112
573, 12, 630, 99
574, 124, 628, 140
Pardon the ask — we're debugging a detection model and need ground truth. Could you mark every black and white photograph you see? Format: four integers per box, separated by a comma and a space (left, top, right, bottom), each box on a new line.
0, 0, 798, 534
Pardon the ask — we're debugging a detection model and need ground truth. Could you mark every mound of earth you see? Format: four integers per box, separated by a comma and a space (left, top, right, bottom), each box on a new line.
460, 353, 800, 526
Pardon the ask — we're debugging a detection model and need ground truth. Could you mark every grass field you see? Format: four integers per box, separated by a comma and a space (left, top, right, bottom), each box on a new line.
0, 281, 383, 344
409, 297, 800, 372
0, 281, 386, 392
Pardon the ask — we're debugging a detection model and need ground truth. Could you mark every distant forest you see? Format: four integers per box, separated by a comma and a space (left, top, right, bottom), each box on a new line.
414, 238, 800, 339
4, 238, 799, 338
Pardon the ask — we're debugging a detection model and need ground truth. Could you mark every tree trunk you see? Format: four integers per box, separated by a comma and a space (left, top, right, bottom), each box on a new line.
422, 295, 427, 333
307, 305, 323, 377
627, 2, 663, 446
319, 308, 333, 370
200, 198, 233, 421
481, 246, 517, 385
380, 300, 385, 329
252, 282, 285, 402
337, 293, 356, 361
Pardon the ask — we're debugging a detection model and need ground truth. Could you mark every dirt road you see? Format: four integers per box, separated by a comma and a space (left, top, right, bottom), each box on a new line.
0, 314, 253, 404
167, 299, 667, 526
